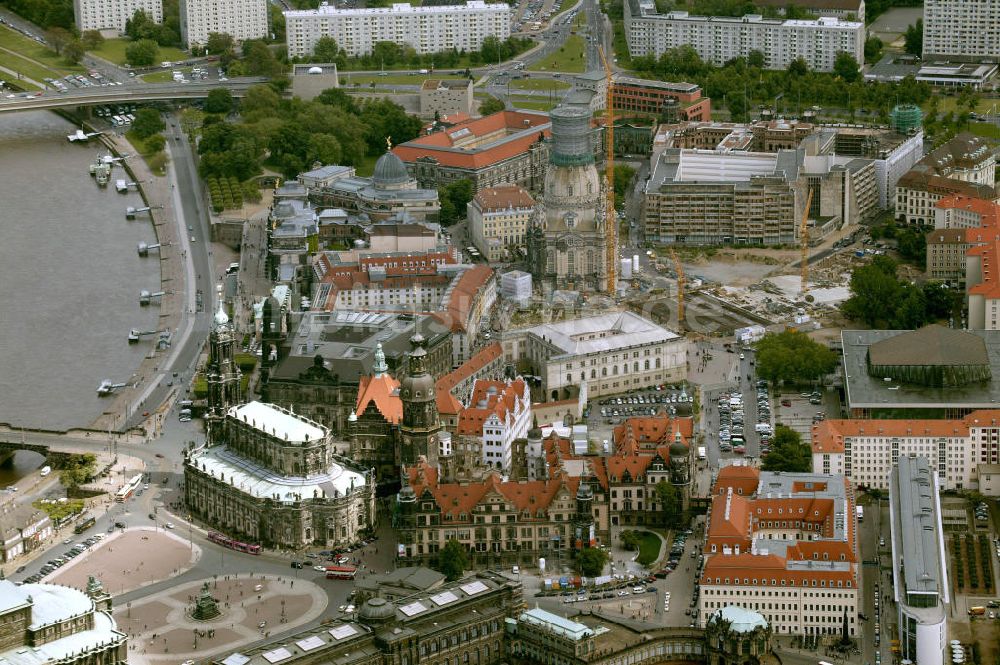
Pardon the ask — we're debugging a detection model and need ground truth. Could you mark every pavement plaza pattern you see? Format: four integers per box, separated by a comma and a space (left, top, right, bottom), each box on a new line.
114, 574, 328, 665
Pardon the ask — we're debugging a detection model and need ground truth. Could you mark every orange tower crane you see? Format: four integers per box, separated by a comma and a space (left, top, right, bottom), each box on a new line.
599, 46, 617, 294
799, 188, 814, 296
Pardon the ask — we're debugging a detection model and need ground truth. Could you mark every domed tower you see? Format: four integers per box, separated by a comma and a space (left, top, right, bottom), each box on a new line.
357, 597, 398, 629
574, 480, 595, 549
372, 149, 416, 192
206, 286, 241, 441
398, 333, 441, 468
528, 105, 609, 292
669, 430, 691, 513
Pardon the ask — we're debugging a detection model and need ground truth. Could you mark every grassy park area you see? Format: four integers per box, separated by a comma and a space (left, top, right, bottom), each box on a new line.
527, 34, 586, 73
89, 38, 187, 66
509, 77, 571, 91
0, 26, 84, 74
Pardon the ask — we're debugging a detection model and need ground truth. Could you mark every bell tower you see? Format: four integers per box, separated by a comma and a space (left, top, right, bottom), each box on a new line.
206, 285, 241, 441
398, 333, 441, 468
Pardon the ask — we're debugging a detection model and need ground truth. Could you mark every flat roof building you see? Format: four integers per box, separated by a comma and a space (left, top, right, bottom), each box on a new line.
180, 0, 268, 48
889, 456, 949, 665
74, 0, 162, 32
624, 0, 864, 73
923, 0, 1000, 64
284, 1, 511, 58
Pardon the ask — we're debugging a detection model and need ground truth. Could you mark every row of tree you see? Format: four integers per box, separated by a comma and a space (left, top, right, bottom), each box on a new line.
755, 331, 838, 385
196, 84, 422, 182
307, 35, 535, 71
841, 255, 961, 329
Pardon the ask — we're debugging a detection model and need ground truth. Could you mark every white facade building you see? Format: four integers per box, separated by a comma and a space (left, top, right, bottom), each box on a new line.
501, 311, 687, 401
456, 378, 532, 473
624, 0, 864, 72
889, 457, 948, 665
74, 0, 162, 32
923, 0, 1000, 63
284, 1, 512, 58
500, 270, 533, 302
812, 412, 1000, 491
180, 0, 269, 48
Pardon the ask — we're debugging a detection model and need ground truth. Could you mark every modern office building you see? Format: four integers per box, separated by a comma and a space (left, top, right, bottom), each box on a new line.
468, 185, 536, 262
74, 0, 161, 32
500, 311, 687, 401
697, 465, 859, 637
923, 0, 1000, 63
624, 0, 864, 72
180, 0, 269, 48
611, 76, 712, 121
284, 1, 511, 58
889, 457, 949, 665
419, 79, 474, 119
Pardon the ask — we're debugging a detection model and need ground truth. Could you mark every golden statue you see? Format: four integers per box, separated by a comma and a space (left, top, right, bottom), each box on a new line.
386, 136, 392, 150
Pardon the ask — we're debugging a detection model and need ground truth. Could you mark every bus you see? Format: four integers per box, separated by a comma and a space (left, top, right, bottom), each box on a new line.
115, 474, 143, 502
856, 506, 864, 522
74, 514, 96, 534
325, 566, 358, 580
207, 531, 262, 555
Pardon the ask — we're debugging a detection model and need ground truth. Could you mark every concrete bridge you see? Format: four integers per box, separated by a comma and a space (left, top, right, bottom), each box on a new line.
0, 77, 267, 114
0, 431, 114, 468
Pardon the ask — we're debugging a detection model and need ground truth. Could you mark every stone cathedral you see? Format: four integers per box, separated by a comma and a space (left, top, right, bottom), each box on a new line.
527, 104, 610, 292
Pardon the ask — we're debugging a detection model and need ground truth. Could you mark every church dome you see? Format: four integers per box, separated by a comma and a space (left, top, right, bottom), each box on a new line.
358, 597, 397, 625
669, 438, 688, 459
372, 151, 410, 187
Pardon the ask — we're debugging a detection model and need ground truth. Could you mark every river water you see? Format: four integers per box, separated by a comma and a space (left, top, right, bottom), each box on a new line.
0, 112, 161, 433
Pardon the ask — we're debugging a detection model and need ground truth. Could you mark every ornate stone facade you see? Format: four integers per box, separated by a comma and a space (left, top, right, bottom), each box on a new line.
527, 105, 609, 293
185, 401, 376, 549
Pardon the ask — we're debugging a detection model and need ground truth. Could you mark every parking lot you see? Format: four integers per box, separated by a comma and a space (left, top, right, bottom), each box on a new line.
591, 385, 693, 424
773, 390, 839, 442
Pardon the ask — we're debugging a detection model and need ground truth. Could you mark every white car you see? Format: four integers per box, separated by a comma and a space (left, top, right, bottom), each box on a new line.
617, 590, 630, 597
314, 565, 327, 572
165, 522, 175, 529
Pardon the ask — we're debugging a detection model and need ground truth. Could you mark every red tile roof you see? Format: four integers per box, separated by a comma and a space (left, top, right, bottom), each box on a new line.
613, 416, 693, 453
355, 374, 402, 424
435, 342, 503, 415
455, 378, 528, 436
812, 409, 1000, 454
714, 465, 760, 497
936, 195, 1000, 229
472, 185, 536, 212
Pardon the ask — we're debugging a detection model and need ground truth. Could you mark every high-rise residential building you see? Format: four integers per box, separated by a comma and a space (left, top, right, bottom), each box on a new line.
284, 1, 511, 58
923, 0, 1000, 63
624, 0, 864, 72
74, 0, 162, 32
180, 0, 269, 49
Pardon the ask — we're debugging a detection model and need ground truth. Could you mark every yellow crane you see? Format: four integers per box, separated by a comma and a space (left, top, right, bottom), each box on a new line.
599, 46, 617, 294
671, 249, 685, 328
799, 187, 814, 296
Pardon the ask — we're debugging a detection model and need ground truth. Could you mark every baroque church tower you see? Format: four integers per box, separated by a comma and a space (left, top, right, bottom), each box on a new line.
398, 333, 441, 469
527, 105, 609, 292
205, 286, 242, 441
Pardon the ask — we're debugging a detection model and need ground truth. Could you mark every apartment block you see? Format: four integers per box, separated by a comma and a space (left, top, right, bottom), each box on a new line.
74, 0, 162, 32
468, 185, 535, 262
923, 0, 1000, 63
624, 0, 864, 72
180, 0, 269, 48
753, 0, 865, 21
284, 1, 511, 58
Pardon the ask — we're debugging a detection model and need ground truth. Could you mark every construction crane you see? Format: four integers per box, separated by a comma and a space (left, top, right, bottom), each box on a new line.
599, 46, 617, 294
799, 187, 815, 296
670, 249, 685, 328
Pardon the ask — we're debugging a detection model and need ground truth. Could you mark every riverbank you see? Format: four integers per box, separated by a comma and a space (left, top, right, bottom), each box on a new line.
88, 127, 187, 437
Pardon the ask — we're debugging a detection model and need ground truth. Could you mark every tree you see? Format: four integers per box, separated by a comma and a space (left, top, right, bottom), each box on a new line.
62, 39, 85, 64
576, 547, 609, 577
144, 133, 166, 153
132, 108, 165, 139
438, 178, 475, 225
242, 40, 283, 77
841, 256, 905, 328
125, 38, 159, 67
761, 426, 811, 472
654, 480, 682, 528
81, 29, 105, 50
904, 19, 923, 56
316, 87, 359, 114
833, 52, 860, 82
206, 32, 236, 56
204, 88, 234, 115
47, 26, 71, 55
788, 57, 809, 76
620, 529, 640, 551
747, 49, 765, 69
864, 35, 884, 63
478, 95, 506, 115
312, 35, 341, 62
755, 330, 838, 384
125, 9, 158, 41
613, 164, 636, 209
434, 539, 467, 581
59, 454, 97, 491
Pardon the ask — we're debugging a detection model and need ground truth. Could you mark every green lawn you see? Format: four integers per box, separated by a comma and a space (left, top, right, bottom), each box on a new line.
342, 72, 440, 86
125, 129, 168, 176
922, 96, 998, 115
510, 96, 556, 111
0, 51, 63, 85
969, 122, 1000, 139
527, 34, 586, 73
89, 38, 188, 66
0, 26, 84, 74
509, 77, 571, 91
141, 67, 191, 83
0, 75, 40, 91
635, 531, 662, 566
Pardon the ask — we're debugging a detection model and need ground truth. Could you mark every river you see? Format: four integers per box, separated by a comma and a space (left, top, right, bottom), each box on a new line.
0, 111, 161, 433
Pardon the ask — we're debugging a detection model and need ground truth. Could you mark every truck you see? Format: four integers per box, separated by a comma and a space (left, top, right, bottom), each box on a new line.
856, 506, 863, 521
969, 606, 986, 616
697, 446, 706, 461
